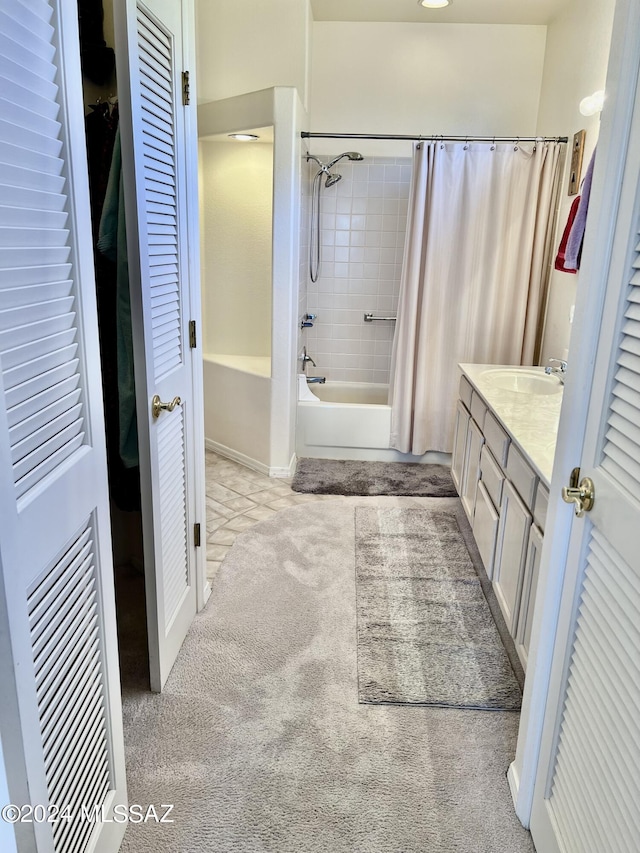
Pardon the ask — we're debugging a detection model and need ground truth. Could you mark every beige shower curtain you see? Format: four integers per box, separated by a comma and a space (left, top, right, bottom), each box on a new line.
389, 140, 563, 455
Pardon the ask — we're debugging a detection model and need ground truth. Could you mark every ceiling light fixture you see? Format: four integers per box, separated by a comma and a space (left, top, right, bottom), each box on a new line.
228, 133, 259, 141
417, 0, 451, 8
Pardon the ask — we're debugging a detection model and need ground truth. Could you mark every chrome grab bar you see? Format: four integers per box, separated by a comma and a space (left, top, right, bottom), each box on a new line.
364, 313, 397, 322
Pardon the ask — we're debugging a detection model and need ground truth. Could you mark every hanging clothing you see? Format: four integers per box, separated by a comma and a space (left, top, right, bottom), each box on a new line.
389, 140, 563, 455
98, 128, 139, 470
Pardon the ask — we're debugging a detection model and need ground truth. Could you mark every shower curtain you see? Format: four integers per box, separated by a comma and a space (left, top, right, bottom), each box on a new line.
389, 140, 563, 455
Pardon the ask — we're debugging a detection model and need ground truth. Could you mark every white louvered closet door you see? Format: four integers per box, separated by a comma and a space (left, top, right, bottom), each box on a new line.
529, 50, 640, 853
0, 2, 127, 852
114, 0, 198, 691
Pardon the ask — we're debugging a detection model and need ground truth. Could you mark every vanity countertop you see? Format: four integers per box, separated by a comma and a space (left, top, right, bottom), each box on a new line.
459, 363, 563, 487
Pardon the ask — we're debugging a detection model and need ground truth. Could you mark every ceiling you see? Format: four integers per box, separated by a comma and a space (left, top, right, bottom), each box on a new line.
310, 0, 570, 26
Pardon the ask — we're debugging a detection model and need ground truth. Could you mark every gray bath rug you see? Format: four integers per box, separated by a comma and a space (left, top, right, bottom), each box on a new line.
292, 457, 457, 497
355, 506, 522, 711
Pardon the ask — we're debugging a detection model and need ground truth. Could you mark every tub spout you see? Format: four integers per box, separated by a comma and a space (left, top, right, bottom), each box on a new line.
306, 376, 326, 384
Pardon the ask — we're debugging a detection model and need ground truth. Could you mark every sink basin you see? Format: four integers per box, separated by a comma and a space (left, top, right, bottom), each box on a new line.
481, 368, 563, 395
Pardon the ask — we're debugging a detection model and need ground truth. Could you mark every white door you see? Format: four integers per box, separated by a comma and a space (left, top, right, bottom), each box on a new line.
0, 1, 127, 851
114, 0, 202, 691
529, 8, 640, 850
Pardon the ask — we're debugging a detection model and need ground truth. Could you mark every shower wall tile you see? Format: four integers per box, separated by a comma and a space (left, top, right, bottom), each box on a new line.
301, 155, 411, 385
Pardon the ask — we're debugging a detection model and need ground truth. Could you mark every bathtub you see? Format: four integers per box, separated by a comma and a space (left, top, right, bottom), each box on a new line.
296, 381, 449, 464
203, 353, 272, 473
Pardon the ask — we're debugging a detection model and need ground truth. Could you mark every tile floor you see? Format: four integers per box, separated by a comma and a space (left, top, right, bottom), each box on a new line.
205, 450, 331, 580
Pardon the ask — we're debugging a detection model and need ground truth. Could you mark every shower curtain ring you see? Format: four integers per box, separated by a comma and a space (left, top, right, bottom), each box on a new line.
514, 137, 520, 151
491, 136, 496, 150
464, 136, 469, 150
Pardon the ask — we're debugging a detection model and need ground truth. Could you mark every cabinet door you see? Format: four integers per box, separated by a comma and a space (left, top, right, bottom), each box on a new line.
515, 523, 543, 671
461, 417, 484, 522
451, 400, 470, 492
473, 480, 500, 580
493, 480, 532, 633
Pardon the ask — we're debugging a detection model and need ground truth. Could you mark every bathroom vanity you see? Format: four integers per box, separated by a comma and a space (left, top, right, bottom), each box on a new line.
452, 364, 563, 671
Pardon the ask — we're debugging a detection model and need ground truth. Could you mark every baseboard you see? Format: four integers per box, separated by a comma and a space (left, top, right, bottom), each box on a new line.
269, 453, 297, 479
507, 762, 520, 814
205, 438, 271, 476
205, 440, 295, 479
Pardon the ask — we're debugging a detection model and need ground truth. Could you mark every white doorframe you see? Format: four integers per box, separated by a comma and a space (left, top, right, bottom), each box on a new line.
508, 0, 640, 824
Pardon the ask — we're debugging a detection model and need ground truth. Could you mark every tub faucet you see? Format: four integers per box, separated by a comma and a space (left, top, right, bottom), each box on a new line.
544, 357, 567, 383
306, 376, 326, 384
300, 346, 316, 372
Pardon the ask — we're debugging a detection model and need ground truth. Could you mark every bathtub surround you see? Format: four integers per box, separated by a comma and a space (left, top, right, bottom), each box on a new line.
303, 155, 412, 385
355, 506, 522, 710
390, 141, 563, 455
119, 500, 534, 853
292, 458, 456, 497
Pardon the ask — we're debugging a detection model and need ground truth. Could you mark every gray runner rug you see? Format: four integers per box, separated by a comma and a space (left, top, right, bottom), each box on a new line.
355, 506, 522, 711
292, 457, 457, 497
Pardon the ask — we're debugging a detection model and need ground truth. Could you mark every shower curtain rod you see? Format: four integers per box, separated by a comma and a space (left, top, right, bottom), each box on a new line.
301, 132, 568, 143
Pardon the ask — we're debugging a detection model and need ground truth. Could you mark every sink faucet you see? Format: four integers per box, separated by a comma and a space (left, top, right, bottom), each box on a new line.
544, 357, 567, 383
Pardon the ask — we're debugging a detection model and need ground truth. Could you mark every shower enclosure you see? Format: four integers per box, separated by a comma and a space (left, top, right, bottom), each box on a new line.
198, 87, 304, 476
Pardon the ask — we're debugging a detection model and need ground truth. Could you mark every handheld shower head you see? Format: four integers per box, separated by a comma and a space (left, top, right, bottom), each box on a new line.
326, 151, 364, 169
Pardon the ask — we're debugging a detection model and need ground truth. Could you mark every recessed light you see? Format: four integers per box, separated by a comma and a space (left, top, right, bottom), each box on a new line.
418, 0, 451, 7
228, 133, 259, 141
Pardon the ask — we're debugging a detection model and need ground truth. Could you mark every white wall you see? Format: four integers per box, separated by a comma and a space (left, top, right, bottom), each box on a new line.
310, 23, 547, 157
537, 0, 617, 364
200, 141, 273, 358
195, 0, 312, 108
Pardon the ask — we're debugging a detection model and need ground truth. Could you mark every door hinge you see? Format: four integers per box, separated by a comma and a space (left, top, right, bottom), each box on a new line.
194, 523, 201, 547
189, 320, 197, 349
182, 70, 190, 106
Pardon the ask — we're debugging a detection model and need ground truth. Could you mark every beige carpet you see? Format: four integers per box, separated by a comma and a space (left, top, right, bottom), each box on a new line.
120, 497, 534, 853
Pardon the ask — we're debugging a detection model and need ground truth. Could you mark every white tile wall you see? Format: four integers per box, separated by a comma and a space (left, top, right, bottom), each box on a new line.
300, 156, 412, 384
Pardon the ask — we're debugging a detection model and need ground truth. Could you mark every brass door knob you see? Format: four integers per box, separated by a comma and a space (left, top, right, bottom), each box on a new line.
151, 394, 181, 419
561, 468, 595, 517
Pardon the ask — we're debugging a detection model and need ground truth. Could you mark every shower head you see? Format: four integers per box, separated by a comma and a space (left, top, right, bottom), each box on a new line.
326, 151, 364, 169
325, 172, 342, 187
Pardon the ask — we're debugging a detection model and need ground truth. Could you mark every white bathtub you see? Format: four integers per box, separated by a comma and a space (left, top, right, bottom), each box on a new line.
296, 381, 449, 464
203, 353, 272, 473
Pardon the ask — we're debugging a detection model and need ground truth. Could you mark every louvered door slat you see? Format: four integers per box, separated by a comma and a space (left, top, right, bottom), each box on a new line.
135, 9, 182, 383
0, 0, 88, 500
548, 530, 640, 853
0, 140, 64, 175
27, 522, 113, 853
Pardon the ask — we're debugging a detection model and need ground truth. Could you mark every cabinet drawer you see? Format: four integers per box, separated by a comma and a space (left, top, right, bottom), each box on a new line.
470, 391, 487, 431
473, 481, 499, 580
506, 443, 538, 509
533, 482, 549, 532
459, 374, 473, 410
479, 445, 504, 510
484, 410, 510, 466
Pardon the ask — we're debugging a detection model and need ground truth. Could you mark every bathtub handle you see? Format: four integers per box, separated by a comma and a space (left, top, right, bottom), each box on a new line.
152, 394, 182, 419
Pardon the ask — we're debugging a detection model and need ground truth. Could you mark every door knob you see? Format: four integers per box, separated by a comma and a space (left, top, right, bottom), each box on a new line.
561, 467, 595, 517
152, 394, 181, 419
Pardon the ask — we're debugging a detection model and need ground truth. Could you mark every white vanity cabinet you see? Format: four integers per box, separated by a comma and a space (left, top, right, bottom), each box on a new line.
452, 369, 556, 671
493, 480, 532, 633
